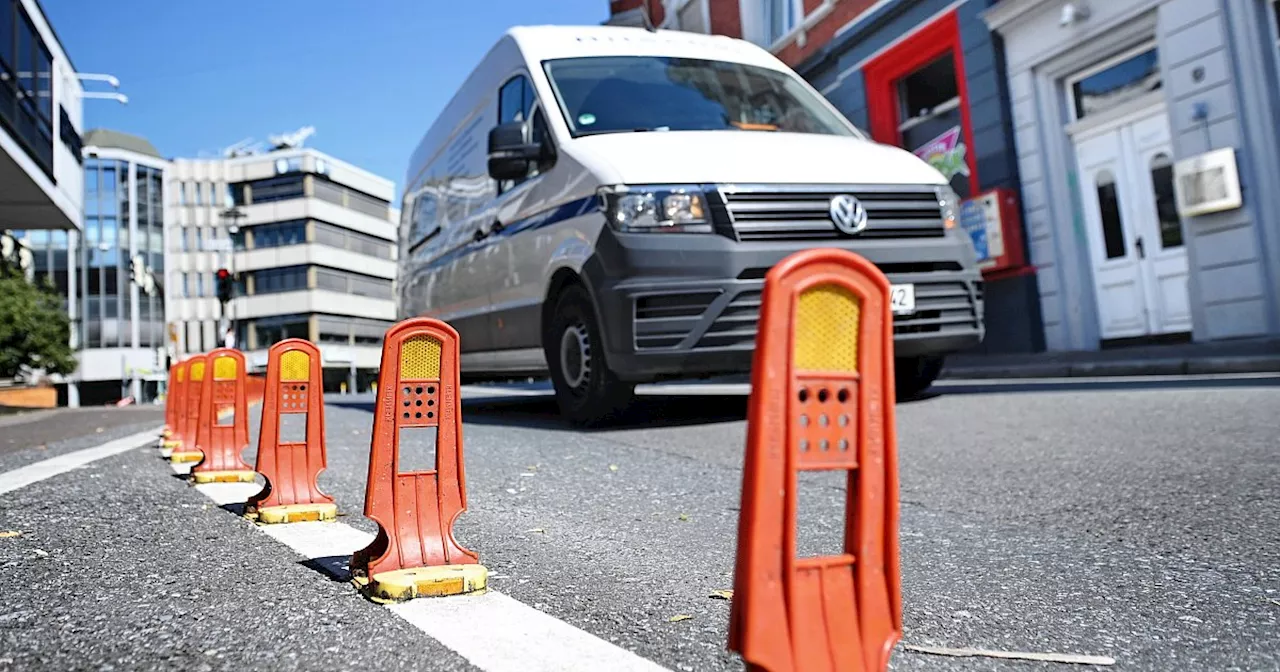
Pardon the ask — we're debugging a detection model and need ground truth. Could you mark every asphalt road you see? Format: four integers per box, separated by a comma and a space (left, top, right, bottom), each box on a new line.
1, 374, 1278, 671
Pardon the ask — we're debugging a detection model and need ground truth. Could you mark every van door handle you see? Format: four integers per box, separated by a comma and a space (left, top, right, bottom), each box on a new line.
1135, 236, 1145, 259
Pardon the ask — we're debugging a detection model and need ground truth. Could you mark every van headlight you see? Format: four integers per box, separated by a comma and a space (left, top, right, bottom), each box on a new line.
599, 185, 712, 233
938, 186, 960, 230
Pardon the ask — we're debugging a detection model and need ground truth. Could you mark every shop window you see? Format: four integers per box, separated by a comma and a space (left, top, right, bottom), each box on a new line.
1095, 170, 1126, 260
896, 52, 970, 199
1149, 153, 1183, 249
1069, 45, 1161, 121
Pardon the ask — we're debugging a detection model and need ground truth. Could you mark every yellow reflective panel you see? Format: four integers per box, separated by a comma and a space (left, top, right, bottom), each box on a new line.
190, 361, 206, 381
793, 284, 861, 373
176, 368, 185, 383
279, 350, 310, 382
400, 336, 442, 380
213, 356, 238, 381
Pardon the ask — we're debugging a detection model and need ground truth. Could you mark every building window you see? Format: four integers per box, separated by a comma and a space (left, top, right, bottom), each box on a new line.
0, 1, 54, 175
195, 271, 205, 297
248, 265, 308, 295
1095, 170, 1126, 260
675, 0, 708, 33
1068, 44, 1161, 121
1149, 153, 1183, 250
863, 13, 976, 199
247, 219, 306, 249
761, 0, 797, 45
313, 220, 393, 259
236, 174, 305, 204
252, 313, 310, 347
896, 53, 969, 199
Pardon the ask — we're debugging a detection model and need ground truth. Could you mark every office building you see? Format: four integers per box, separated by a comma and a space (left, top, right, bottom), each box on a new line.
165, 145, 399, 392
0, 0, 84, 234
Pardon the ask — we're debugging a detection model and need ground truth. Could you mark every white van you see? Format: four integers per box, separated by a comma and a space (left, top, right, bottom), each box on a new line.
398, 24, 984, 425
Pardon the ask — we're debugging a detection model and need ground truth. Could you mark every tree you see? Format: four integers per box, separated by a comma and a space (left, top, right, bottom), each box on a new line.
0, 266, 76, 381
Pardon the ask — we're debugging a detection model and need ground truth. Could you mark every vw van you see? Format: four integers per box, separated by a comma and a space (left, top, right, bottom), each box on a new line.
398, 25, 984, 425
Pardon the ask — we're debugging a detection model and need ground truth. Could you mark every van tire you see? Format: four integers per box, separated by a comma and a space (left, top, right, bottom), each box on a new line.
544, 284, 635, 426
895, 355, 944, 400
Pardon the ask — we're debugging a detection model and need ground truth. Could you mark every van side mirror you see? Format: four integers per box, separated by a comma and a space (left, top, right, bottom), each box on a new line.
487, 121, 542, 182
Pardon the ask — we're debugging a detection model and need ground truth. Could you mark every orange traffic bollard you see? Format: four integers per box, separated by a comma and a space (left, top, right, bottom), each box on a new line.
245, 339, 337, 524
190, 348, 257, 484
246, 373, 266, 406
169, 354, 207, 464
161, 362, 179, 440
159, 360, 188, 457
727, 248, 902, 672
349, 317, 484, 602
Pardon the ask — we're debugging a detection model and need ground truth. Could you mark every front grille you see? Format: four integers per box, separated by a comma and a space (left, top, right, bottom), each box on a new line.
718, 185, 946, 242
696, 290, 760, 349
692, 280, 978, 350
633, 291, 720, 350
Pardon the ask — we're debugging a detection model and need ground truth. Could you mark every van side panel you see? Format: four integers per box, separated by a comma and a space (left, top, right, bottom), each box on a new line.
399, 37, 524, 351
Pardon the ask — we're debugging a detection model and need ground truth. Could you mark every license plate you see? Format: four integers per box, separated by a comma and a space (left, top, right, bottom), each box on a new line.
889, 284, 916, 315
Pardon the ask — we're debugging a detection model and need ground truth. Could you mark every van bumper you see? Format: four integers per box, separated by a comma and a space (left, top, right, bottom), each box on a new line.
583, 229, 985, 383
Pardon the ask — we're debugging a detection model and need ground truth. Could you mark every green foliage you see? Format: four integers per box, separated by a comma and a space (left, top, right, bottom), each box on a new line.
0, 266, 76, 380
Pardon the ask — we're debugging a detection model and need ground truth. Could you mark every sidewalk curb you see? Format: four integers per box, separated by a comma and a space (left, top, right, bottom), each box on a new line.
939, 354, 1280, 380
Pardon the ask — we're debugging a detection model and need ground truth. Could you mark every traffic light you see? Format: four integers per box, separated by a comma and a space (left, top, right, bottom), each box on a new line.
215, 268, 234, 303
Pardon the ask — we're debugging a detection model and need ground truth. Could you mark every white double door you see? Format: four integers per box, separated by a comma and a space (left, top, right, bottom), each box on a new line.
1073, 107, 1191, 340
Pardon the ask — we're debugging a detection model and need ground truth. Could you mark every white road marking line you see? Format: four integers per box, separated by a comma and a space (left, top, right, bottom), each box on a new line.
390, 592, 671, 672
0, 427, 162, 497
185, 481, 674, 672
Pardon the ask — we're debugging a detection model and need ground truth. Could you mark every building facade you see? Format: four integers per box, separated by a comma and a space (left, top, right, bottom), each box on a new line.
610, 0, 1280, 351
606, 0, 1044, 354
165, 148, 399, 392
984, 0, 1280, 349
0, 0, 84, 233
16, 130, 166, 404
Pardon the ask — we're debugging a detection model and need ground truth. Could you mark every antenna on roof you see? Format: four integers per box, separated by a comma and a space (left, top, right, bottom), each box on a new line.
639, 1, 659, 32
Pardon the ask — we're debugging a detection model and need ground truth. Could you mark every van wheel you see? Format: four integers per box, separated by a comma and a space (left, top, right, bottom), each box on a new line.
545, 284, 635, 426
895, 355, 944, 400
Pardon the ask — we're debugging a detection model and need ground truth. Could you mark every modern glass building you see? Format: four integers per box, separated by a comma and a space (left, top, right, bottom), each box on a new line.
22, 129, 168, 405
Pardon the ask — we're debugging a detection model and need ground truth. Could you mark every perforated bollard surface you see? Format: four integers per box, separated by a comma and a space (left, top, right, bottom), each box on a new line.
190, 348, 257, 484
350, 317, 485, 602
727, 248, 902, 672
246, 339, 337, 524
169, 355, 206, 464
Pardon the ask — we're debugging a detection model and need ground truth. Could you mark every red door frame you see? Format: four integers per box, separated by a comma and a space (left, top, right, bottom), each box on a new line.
863, 10, 980, 197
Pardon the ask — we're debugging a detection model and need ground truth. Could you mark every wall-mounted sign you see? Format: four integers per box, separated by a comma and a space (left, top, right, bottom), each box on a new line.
959, 193, 1004, 270
1172, 147, 1242, 217
957, 187, 1028, 278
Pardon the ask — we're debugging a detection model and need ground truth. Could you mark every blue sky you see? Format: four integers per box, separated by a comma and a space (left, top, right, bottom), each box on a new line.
42, 0, 608, 201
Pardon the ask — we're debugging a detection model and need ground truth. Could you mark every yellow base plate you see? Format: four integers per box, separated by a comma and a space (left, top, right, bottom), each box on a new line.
354, 564, 488, 603
169, 451, 203, 464
191, 470, 257, 484
161, 439, 182, 449
256, 502, 338, 525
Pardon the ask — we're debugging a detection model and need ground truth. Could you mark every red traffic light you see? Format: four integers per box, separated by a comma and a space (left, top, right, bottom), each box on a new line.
216, 268, 230, 280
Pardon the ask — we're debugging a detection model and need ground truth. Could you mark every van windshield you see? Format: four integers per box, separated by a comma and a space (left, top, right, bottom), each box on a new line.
542, 55, 859, 138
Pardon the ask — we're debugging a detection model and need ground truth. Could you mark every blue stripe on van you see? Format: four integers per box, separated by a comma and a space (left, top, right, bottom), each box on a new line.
420, 194, 600, 271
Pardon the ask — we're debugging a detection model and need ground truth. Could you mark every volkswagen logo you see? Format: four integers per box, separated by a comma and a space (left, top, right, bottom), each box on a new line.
828, 194, 868, 235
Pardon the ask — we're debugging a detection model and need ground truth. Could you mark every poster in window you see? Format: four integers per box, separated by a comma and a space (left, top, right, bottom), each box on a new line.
907, 119, 971, 199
